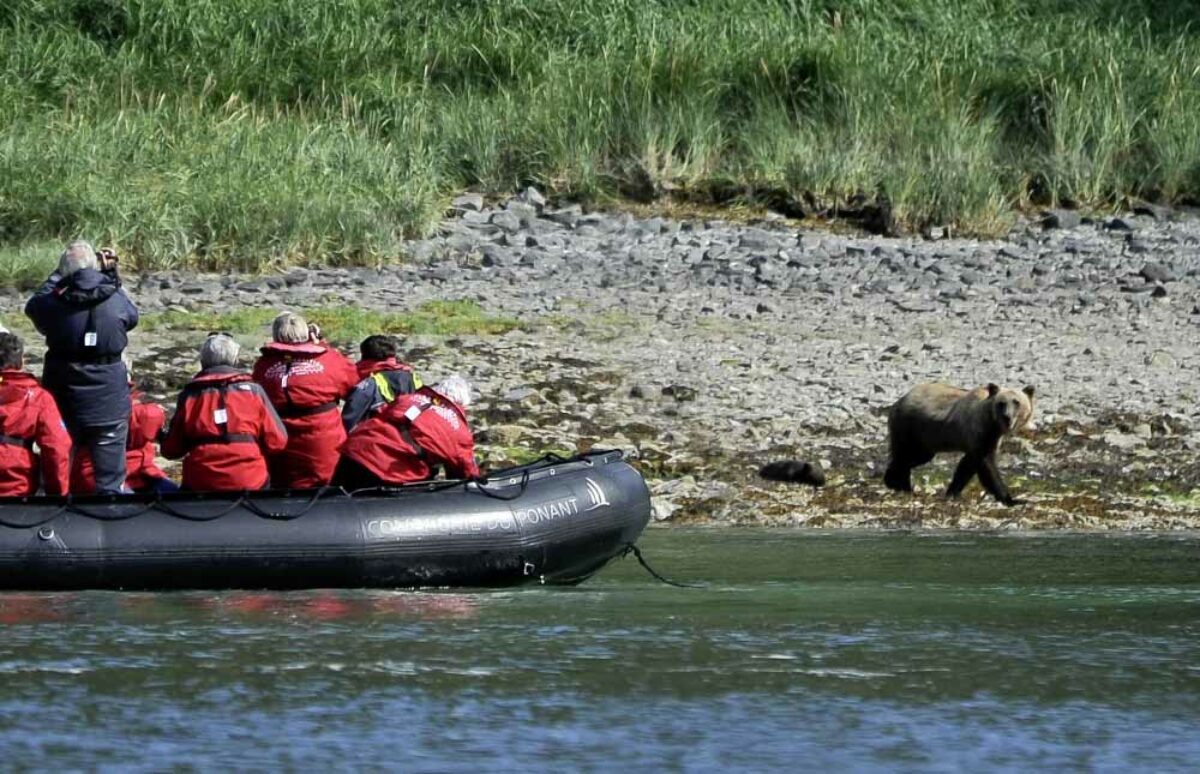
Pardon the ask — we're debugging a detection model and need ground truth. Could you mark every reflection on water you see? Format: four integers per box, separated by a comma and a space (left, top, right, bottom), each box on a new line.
0, 530, 1197, 770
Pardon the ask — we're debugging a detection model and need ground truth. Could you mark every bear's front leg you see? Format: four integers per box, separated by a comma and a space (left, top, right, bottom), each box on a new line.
945, 454, 980, 498
978, 454, 1022, 506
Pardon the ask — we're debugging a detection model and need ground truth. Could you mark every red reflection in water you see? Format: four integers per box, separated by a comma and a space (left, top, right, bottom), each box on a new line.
0, 594, 66, 624
204, 592, 479, 622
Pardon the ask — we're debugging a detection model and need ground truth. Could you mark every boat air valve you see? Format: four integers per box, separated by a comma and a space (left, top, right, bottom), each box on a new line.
37, 527, 55, 541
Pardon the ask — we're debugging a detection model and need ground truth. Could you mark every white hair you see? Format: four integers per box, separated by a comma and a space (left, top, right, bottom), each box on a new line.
58, 240, 99, 277
433, 375, 473, 408
272, 311, 310, 344
200, 334, 241, 369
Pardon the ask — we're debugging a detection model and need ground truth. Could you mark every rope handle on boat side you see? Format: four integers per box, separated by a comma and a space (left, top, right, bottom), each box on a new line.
621, 543, 702, 589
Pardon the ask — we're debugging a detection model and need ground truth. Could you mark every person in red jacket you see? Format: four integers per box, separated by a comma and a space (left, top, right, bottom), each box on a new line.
0, 332, 70, 496
162, 333, 288, 491
334, 375, 480, 489
71, 363, 177, 494
252, 312, 357, 488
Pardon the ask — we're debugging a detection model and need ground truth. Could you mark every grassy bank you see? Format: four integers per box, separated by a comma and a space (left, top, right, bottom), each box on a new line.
2, 0, 1199, 274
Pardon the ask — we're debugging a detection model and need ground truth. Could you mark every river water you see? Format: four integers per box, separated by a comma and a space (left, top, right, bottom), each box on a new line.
0, 529, 1197, 771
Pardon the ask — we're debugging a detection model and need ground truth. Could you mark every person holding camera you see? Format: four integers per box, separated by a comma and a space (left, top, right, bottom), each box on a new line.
251, 311, 357, 489
25, 240, 139, 494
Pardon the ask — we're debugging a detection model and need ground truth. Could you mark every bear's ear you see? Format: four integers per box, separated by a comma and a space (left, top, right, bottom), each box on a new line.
986, 383, 1000, 397
1023, 385, 1036, 398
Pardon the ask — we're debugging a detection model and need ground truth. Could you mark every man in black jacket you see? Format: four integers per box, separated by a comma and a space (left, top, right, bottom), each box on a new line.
25, 241, 139, 494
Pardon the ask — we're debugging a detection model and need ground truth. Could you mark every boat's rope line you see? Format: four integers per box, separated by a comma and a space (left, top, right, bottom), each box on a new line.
0, 452, 619, 528
622, 543, 701, 589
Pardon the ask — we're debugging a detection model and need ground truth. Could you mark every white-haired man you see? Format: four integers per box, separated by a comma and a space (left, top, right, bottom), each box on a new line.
334, 375, 480, 488
24, 241, 138, 494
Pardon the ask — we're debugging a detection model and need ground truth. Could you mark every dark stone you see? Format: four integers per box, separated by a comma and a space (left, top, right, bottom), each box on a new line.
517, 186, 546, 209
1105, 217, 1133, 231
1041, 209, 1080, 230
758, 459, 826, 487
283, 270, 309, 287
480, 245, 507, 268
1140, 263, 1176, 283
542, 206, 581, 229
451, 193, 484, 212
756, 302, 772, 314
662, 384, 697, 402
179, 283, 207, 295
490, 211, 522, 233
1132, 201, 1171, 220
1152, 284, 1169, 298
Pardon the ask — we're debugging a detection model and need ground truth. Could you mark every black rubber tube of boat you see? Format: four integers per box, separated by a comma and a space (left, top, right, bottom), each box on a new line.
0, 450, 652, 591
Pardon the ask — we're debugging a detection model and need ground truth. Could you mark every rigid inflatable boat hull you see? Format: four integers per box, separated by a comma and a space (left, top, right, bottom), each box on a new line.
0, 451, 651, 591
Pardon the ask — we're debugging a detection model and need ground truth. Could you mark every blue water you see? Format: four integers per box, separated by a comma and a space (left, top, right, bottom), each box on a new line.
0, 530, 1197, 771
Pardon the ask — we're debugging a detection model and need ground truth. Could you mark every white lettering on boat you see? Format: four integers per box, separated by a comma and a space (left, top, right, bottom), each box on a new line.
365, 513, 515, 540
513, 497, 579, 526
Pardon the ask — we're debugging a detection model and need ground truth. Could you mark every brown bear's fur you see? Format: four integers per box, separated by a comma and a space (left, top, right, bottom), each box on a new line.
883, 382, 1035, 506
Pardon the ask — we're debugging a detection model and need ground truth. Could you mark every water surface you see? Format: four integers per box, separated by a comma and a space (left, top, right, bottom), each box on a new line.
0, 530, 1197, 771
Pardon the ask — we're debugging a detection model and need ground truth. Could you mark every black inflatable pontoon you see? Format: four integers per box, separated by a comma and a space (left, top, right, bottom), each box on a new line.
0, 450, 651, 591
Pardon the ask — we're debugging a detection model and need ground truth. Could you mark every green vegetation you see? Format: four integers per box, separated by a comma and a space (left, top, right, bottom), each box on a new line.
2, 0, 1200, 273
141, 300, 522, 341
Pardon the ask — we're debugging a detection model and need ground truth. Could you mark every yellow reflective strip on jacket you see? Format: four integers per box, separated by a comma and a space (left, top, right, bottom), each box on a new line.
412, 372, 422, 389
372, 371, 396, 403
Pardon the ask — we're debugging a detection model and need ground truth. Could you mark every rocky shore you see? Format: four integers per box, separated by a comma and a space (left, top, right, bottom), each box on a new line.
4, 191, 1200, 529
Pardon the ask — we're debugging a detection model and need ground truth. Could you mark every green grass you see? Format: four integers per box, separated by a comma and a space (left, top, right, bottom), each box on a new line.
2, 0, 1200, 276
140, 300, 523, 341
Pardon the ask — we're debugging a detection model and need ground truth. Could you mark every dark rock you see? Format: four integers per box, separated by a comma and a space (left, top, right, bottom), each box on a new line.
179, 283, 207, 295
1140, 263, 1176, 283
517, 186, 546, 209
628, 384, 650, 399
1105, 217, 1133, 232
451, 193, 484, 212
1041, 209, 1080, 230
490, 211, 522, 233
756, 302, 772, 314
480, 245, 508, 268
758, 459, 826, 487
542, 206, 581, 229
662, 384, 697, 402
283, 270, 309, 287
1133, 201, 1171, 220
1152, 284, 1169, 298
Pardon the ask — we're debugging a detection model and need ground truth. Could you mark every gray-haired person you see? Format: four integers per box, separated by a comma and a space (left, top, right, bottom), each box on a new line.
25, 241, 138, 494
161, 334, 288, 491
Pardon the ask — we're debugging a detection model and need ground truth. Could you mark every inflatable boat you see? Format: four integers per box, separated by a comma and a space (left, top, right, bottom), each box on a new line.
0, 450, 651, 591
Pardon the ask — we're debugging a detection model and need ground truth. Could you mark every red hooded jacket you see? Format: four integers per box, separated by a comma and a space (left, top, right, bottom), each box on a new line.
161, 367, 288, 491
340, 386, 479, 484
0, 369, 70, 496
71, 391, 169, 493
252, 341, 357, 488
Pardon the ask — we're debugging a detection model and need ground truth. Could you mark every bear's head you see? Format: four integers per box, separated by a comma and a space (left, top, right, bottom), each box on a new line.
985, 383, 1036, 434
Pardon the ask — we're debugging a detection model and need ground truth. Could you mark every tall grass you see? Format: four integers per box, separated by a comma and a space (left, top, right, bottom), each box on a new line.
2, 0, 1199, 274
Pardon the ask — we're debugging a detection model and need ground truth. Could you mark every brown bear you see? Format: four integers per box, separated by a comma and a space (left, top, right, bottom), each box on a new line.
883, 382, 1035, 506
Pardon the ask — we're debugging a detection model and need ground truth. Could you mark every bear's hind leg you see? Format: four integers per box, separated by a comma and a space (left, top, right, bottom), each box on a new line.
884, 446, 933, 492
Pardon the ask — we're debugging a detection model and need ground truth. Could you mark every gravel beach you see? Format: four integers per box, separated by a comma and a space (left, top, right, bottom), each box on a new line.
6, 192, 1200, 529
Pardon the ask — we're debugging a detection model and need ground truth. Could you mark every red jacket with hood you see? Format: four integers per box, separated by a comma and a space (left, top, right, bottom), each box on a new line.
340, 386, 479, 485
252, 341, 357, 488
161, 367, 288, 491
71, 391, 169, 493
0, 369, 71, 496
